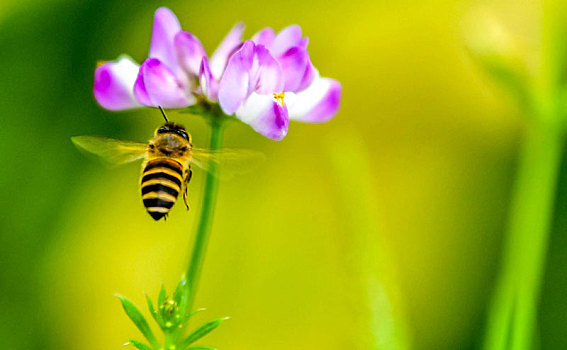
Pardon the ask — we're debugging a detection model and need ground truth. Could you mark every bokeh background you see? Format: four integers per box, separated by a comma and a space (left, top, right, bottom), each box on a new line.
1, 0, 566, 349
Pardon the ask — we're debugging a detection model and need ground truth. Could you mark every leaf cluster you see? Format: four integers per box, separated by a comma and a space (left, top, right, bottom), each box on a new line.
117, 276, 227, 350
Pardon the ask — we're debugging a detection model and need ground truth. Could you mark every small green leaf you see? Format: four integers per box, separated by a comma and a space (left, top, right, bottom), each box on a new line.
145, 294, 157, 320
174, 276, 186, 304
128, 340, 154, 350
158, 284, 167, 307
181, 318, 227, 347
183, 308, 205, 324
145, 294, 164, 329
117, 295, 159, 349
178, 285, 191, 321
186, 347, 216, 350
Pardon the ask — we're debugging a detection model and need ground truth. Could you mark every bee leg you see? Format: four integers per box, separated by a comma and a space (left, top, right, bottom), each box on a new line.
183, 166, 192, 211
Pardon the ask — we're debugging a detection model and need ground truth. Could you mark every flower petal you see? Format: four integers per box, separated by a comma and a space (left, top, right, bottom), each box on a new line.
218, 41, 284, 115
218, 41, 254, 115
93, 55, 142, 111
277, 46, 316, 92
210, 22, 245, 80
252, 44, 284, 95
252, 27, 275, 47
270, 25, 303, 57
236, 92, 289, 140
134, 58, 195, 108
149, 7, 182, 76
199, 57, 219, 102
286, 77, 341, 123
174, 31, 207, 79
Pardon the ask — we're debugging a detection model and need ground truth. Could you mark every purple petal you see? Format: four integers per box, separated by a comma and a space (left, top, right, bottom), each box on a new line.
277, 46, 316, 92
174, 31, 207, 79
133, 64, 151, 106
287, 77, 341, 123
219, 41, 285, 115
199, 57, 219, 102
236, 92, 289, 140
252, 27, 275, 47
270, 25, 303, 57
134, 58, 195, 108
252, 45, 284, 95
93, 55, 142, 111
218, 41, 255, 115
210, 22, 245, 80
149, 7, 182, 76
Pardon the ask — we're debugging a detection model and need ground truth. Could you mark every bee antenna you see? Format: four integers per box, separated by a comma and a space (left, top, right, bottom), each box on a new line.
158, 106, 169, 123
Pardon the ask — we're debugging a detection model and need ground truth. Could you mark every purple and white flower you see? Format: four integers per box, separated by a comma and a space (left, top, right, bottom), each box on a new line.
94, 7, 242, 110
218, 40, 289, 139
217, 25, 342, 139
94, 55, 142, 111
253, 25, 342, 124
93, 7, 341, 140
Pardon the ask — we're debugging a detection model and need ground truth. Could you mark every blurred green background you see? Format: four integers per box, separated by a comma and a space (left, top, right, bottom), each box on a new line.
2, 0, 566, 349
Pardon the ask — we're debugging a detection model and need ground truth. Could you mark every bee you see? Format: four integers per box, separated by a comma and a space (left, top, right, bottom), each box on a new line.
72, 108, 259, 221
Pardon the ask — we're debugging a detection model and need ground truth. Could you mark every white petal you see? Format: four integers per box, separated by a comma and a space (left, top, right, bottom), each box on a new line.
286, 75, 342, 123
235, 92, 289, 140
93, 55, 142, 111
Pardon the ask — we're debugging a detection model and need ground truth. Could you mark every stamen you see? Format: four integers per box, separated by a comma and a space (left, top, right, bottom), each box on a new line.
273, 92, 285, 107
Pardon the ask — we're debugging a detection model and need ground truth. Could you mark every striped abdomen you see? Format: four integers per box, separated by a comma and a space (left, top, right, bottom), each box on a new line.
141, 158, 184, 220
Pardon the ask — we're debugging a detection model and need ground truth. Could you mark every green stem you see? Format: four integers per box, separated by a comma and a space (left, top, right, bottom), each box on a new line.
511, 124, 564, 349
484, 122, 564, 350
185, 116, 225, 312
484, 1, 567, 348
163, 328, 181, 350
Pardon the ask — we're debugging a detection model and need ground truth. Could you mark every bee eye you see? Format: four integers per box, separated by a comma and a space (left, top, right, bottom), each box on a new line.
149, 144, 155, 149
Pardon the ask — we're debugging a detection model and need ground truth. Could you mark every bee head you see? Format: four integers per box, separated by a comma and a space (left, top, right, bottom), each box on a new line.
155, 123, 191, 143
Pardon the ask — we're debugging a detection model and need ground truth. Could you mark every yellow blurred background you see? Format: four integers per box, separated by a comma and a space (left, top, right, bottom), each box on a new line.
2, 0, 566, 349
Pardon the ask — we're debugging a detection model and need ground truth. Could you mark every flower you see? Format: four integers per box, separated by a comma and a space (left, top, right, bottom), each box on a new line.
217, 25, 342, 139
251, 26, 342, 124
94, 8, 243, 110
93, 7, 341, 140
94, 55, 142, 111
218, 40, 288, 139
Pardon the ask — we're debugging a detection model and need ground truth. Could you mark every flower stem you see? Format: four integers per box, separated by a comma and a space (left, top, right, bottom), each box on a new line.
185, 115, 225, 312
163, 328, 181, 350
483, 1, 567, 348
484, 121, 564, 350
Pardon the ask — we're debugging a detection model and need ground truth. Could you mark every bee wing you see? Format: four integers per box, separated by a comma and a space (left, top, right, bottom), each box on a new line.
71, 136, 147, 165
190, 147, 265, 180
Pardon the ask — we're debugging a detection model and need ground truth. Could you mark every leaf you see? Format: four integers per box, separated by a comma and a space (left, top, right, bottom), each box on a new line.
181, 318, 227, 347
158, 283, 166, 307
183, 308, 206, 324
177, 278, 191, 321
145, 294, 164, 329
128, 340, 154, 350
186, 347, 217, 350
173, 276, 187, 304
117, 295, 160, 349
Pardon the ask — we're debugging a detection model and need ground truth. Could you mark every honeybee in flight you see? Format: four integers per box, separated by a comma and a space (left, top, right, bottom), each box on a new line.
72, 108, 260, 221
